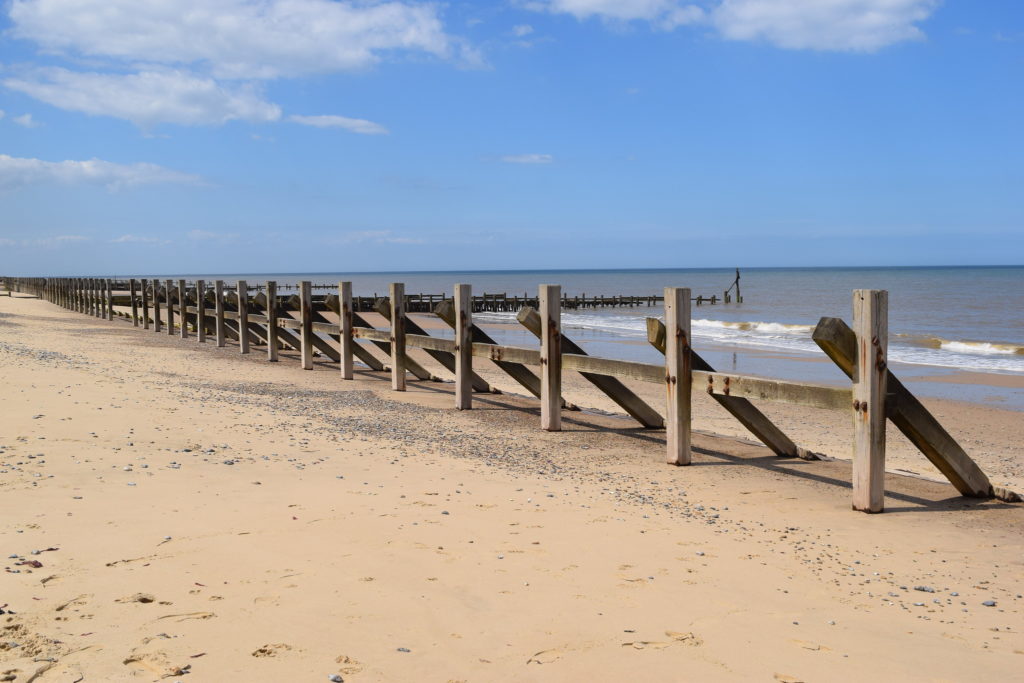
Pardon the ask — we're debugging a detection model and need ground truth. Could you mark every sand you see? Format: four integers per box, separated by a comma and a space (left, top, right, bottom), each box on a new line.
1, 294, 1022, 682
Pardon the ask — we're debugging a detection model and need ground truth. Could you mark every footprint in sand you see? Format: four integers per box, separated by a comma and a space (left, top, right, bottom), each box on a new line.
335, 655, 363, 674
116, 593, 155, 604
252, 643, 293, 658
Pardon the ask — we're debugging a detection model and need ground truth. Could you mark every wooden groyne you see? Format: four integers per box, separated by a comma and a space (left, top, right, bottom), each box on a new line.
4, 275, 1018, 513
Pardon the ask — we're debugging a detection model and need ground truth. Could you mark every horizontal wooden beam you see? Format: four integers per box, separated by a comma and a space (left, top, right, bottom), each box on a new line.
470, 342, 540, 366
696, 371, 851, 411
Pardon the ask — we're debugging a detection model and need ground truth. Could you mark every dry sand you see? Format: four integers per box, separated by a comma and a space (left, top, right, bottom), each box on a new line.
1, 294, 1022, 682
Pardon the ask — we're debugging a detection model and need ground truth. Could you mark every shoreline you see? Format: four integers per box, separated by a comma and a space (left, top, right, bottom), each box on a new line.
2, 294, 1022, 681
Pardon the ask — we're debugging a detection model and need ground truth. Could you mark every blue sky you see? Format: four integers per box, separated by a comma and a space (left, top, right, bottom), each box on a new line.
1, 0, 1022, 275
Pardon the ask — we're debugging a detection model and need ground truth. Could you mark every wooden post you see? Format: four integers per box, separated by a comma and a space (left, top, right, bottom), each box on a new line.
266, 281, 278, 361
153, 281, 163, 332
106, 279, 113, 320
178, 279, 188, 339
196, 280, 206, 343
539, 284, 562, 431
165, 279, 175, 335
339, 281, 353, 379
141, 279, 150, 329
215, 281, 226, 347
852, 290, 888, 513
237, 280, 250, 354
665, 287, 692, 465
129, 278, 139, 326
389, 282, 406, 391
455, 283, 472, 410
300, 280, 313, 369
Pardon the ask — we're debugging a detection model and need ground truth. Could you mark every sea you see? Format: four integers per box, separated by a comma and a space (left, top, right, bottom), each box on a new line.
144, 266, 1024, 410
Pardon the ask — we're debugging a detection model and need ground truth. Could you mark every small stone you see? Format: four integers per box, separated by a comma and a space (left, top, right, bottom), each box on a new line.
328, 675, 343, 682
397, 647, 410, 653
982, 600, 996, 607
914, 586, 935, 593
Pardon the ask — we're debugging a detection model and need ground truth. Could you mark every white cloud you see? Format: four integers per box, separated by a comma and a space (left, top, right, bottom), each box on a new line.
531, 0, 938, 50
12, 113, 41, 127
110, 234, 166, 244
513, 24, 535, 36
501, 153, 554, 164
712, 0, 939, 51
329, 230, 425, 245
0, 154, 201, 192
0, 110, 5, 119
187, 229, 240, 243
531, 0, 704, 29
289, 114, 389, 135
0, 234, 90, 248
8, 0, 457, 80
4, 68, 281, 127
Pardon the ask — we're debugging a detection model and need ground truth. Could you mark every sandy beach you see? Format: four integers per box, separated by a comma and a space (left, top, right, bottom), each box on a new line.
2, 293, 1023, 682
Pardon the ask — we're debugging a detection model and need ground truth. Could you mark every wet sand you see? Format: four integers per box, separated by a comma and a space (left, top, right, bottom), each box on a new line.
1, 294, 1022, 682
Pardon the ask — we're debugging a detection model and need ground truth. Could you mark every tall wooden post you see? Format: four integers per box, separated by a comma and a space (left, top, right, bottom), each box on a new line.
237, 280, 250, 354
153, 281, 163, 332
141, 279, 150, 329
455, 283, 472, 410
389, 282, 406, 391
215, 281, 225, 347
539, 284, 562, 431
196, 280, 206, 343
266, 281, 278, 361
165, 280, 175, 335
300, 280, 313, 369
339, 281, 353, 379
129, 279, 139, 326
852, 289, 888, 513
178, 280, 188, 339
665, 287, 692, 465
106, 279, 114, 320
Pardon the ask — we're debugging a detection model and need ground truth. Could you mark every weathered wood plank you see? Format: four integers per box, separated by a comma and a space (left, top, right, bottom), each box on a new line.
212, 281, 223, 345
237, 280, 250, 353
390, 282, 407, 391
165, 280, 175, 335
469, 342, 540, 365
540, 284, 561, 431
266, 281, 279, 362
129, 278, 139, 327
339, 281, 354, 379
300, 280, 313, 370
519, 307, 663, 428
178, 280, 188, 339
455, 283, 472, 410
154, 280, 163, 333
141, 278, 150, 330
195, 281, 206, 342
812, 316, 993, 498
696, 371, 851, 411
851, 290, 888, 513
665, 287, 692, 465
646, 318, 806, 458
372, 298, 487, 389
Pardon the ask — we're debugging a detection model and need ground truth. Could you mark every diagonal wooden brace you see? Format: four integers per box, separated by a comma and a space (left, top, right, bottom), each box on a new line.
812, 316, 992, 497
518, 307, 663, 428
434, 300, 578, 411
646, 318, 811, 458
372, 299, 495, 393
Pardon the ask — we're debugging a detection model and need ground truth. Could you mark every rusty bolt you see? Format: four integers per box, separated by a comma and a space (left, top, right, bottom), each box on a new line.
853, 400, 861, 410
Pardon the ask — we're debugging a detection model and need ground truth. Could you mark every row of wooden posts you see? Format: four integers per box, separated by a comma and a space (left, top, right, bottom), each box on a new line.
7, 275, 1013, 512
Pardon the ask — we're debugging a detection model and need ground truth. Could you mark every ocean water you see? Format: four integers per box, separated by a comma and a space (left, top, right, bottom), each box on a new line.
143, 266, 1024, 409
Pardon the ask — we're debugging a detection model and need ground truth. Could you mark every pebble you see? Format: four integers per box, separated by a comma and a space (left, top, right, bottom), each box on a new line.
982, 600, 996, 607
328, 676, 343, 682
